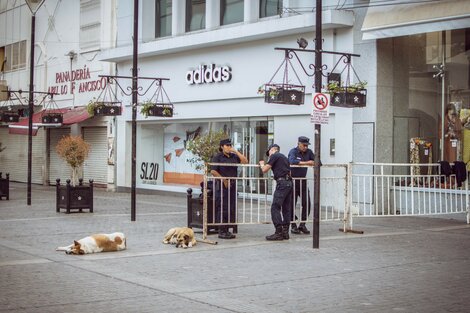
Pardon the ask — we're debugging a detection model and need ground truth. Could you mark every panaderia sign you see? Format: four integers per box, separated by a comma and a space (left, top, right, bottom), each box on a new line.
186, 64, 232, 85
48, 65, 107, 95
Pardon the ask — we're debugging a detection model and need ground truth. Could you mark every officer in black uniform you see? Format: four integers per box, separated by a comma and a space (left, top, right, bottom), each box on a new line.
259, 143, 293, 241
211, 138, 248, 239
288, 136, 315, 234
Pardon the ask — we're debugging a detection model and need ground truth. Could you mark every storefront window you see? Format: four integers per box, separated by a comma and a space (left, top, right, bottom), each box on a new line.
155, 0, 172, 38
389, 28, 470, 169
186, 0, 205, 32
138, 118, 272, 190
221, 0, 244, 25
260, 0, 282, 18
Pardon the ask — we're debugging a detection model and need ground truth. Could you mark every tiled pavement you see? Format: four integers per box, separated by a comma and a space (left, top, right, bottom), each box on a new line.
0, 182, 469, 313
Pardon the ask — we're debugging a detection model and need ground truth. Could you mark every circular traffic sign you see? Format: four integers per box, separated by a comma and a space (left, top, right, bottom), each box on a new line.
313, 93, 329, 110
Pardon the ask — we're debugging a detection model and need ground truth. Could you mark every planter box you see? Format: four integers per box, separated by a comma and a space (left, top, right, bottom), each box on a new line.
94, 105, 122, 116
0, 172, 9, 200
56, 178, 94, 213
330, 90, 367, 108
42, 113, 63, 124
264, 84, 305, 105
145, 104, 173, 117
1, 112, 20, 123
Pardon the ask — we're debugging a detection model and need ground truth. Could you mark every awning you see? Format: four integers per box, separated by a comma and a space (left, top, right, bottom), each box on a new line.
361, 0, 470, 40
8, 107, 90, 135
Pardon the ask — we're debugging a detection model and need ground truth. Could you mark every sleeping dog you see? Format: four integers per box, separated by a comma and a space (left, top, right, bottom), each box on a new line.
56, 232, 127, 255
162, 227, 196, 248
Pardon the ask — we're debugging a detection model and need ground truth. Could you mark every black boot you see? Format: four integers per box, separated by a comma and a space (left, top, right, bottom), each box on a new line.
218, 227, 236, 239
266, 226, 284, 241
291, 223, 301, 234
282, 225, 290, 240
298, 223, 310, 234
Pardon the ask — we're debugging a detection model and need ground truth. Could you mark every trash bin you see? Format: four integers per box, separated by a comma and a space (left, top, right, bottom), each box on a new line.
187, 187, 218, 234
187, 181, 237, 234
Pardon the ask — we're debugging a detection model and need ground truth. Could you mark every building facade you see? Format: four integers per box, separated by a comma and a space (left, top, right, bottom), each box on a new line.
2, 0, 469, 193
101, 0, 359, 193
0, 0, 118, 187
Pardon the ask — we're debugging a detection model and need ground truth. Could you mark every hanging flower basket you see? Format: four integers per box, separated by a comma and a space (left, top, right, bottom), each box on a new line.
260, 53, 305, 105
140, 102, 173, 118
0, 112, 20, 123
90, 101, 122, 116
42, 112, 63, 124
139, 81, 174, 118
87, 78, 122, 117
327, 81, 367, 108
263, 83, 305, 105
330, 89, 367, 108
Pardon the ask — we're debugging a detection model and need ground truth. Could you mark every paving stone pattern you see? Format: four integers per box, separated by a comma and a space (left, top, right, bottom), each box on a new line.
0, 182, 469, 312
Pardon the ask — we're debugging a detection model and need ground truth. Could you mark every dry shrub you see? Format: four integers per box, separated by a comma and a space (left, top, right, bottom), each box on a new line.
56, 135, 90, 186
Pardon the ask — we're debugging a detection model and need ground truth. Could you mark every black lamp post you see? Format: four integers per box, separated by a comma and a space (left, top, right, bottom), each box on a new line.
25, 0, 45, 205
131, 0, 138, 221
270, 0, 361, 248
313, 0, 322, 249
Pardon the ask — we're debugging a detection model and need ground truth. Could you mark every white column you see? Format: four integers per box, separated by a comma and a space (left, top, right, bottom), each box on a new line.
206, 0, 220, 30
141, 0, 155, 42
172, 0, 185, 35
244, 0, 259, 23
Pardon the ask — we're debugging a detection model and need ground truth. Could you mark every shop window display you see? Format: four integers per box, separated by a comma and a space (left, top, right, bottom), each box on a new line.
155, 119, 272, 192
390, 28, 470, 168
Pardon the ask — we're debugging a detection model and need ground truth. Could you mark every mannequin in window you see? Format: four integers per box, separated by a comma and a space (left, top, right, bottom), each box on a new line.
443, 103, 462, 162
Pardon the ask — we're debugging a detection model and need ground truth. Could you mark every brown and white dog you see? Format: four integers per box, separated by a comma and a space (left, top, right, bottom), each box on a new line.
56, 232, 127, 255
162, 227, 196, 248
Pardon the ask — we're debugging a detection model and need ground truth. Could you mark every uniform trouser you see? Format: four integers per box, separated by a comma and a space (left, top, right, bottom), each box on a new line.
271, 179, 293, 228
215, 180, 236, 230
292, 178, 311, 223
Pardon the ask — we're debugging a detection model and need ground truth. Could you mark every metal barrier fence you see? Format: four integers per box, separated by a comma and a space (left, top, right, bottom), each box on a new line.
198, 162, 469, 239
202, 163, 349, 239
349, 162, 470, 231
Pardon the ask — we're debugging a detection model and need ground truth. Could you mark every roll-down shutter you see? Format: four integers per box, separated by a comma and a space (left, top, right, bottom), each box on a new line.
0, 127, 45, 184
83, 127, 107, 185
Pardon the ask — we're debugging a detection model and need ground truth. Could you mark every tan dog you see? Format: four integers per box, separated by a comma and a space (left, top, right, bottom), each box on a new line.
56, 232, 127, 255
163, 227, 196, 248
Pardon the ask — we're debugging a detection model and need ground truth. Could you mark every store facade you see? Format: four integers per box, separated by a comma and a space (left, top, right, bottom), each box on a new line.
102, 1, 359, 193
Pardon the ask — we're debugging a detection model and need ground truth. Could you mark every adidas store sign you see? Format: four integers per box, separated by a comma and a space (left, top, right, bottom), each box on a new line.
186, 64, 232, 85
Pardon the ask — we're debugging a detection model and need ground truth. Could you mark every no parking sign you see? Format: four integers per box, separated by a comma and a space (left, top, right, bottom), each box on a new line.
311, 93, 330, 125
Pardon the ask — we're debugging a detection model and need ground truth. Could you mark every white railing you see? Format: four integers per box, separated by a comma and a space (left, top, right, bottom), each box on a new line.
348, 162, 470, 231
202, 163, 348, 239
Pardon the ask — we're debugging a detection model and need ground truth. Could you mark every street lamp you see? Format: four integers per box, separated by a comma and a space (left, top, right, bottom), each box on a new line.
25, 0, 45, 205
268, 0, 361, 248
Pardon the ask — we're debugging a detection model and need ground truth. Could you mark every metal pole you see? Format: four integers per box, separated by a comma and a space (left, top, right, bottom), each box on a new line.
27, 14, 35, 206
131, 0, 138, 221
313, 0, 322, 249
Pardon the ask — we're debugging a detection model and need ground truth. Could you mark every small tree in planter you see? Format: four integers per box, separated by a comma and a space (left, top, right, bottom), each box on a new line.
185, 129, 228, 233
55, 135, 94, 213
186, 129, 227, 174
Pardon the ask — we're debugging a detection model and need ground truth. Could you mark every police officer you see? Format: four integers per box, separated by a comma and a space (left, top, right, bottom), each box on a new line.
259, 144, 293, 241
288, 136, 314, 234
211, 138, 248, 239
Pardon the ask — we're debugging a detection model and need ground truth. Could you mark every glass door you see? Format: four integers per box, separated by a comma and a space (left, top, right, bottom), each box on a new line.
231, 118, 272, 194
